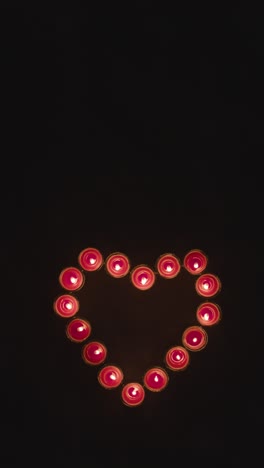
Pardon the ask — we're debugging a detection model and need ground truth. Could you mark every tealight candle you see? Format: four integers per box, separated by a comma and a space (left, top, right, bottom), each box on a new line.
195, 274, 221, 297
66, 318, 91, 342
196, 302, 221, 326
143, 367, 169, 392
182, 326, 208, 351
53, 294, 79, 318
78, 247, 103, 271
59, 267, 84, 291
98, 365, 124, 389
105, 253, 130, 278
156, 253, 181, 279
131, 265, 155, 291
165, 346, 190, 371
121, 383, 145, 407
183, 249, 207, 275
82, 341, 107, 365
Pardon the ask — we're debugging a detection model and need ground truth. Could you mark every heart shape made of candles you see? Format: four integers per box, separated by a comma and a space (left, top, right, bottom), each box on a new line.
53, 248, 222, 407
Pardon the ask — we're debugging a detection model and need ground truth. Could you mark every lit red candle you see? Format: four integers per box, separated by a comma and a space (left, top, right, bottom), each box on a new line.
131, 265, 155, 290
66, 318, 91, 343
143, 367, 169, 392
98, 365, 124, 389
196, 302, 221, 326
195, 273, 221, 297
78, 247, 103, 272
105, 252, 130, 278
165, 346, 190, 371
59, 267, 84, 291
183, 249, 207, 275
156, 253, 181, 279
53, 294, 79, 318
82, 341, 107, 365
182, 326, 208, 351
121, 383, 145, 407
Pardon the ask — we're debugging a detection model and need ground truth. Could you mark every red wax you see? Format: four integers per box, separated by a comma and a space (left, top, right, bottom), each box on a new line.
82, 341, 107, 365
131, 265, 155, 290
143, 367, 169, 392
156, 253, 181, 279
121, 383, 145, 407
183, 249, 208, 275
98, 365, 124, 389
78, 247, 103, 271
105, 253, 130, 278
66, 318, 91, 343
182, 326, 208, 351
165, 346, 190, 371
59, 267, 84, 291
196, 302, 221, 326
195, 274, 221, 297
53, 294, 79, 318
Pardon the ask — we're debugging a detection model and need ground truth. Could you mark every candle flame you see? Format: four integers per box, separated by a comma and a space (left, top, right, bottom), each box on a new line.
70, 276, 77, 284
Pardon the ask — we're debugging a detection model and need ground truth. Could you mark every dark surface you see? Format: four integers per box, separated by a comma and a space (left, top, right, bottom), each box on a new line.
2, 6, 258, 467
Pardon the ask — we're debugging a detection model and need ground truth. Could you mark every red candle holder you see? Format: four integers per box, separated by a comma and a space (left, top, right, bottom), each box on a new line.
98, 365, 124, 389
183, 249, 208, 275
66, 318, 91, 343
53, 294, 79, 318
121, 383, 145, 407
78, 247, 103, 272
82, 341, 107, 365
105, 252, 130, 278
182, 326, 208, 351
165, 346, 190, 371
131, 265, 155, 290
196, 302, 221, 326
156, 253, 181, 279
143, 367, 169, 392
195, 273, 221, 297
59, 267, 84, 291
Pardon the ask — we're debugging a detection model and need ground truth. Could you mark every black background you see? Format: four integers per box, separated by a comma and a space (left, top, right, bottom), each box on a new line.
2, 5, 259, 467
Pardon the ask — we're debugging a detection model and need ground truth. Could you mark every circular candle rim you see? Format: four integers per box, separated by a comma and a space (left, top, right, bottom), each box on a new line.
182, 326, 208, 351
195, 273, 222, 297
165, 345, 190, 371
196, 302, 222, 326
121, 382, 145, 407
143, 366, 169, 392
183, 248, 208, 275
156, 253, 181, 279
105, 252, 131, 278
130, 264, 156, 290
82, 340, 107, 366
78, 247, 103, 271
98, 364, 124, 389
66, 318, 92, 343
59, 266, 85, 291
53, 294, 80, 318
